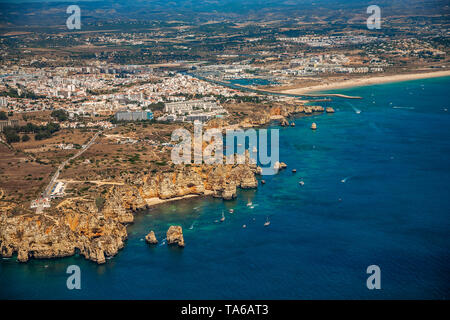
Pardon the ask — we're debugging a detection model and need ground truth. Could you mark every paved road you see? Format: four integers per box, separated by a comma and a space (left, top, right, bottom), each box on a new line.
36, 130, 102, 213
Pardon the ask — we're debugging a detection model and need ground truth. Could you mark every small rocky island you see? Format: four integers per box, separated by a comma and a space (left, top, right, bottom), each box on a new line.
166, 226, 185, 248
145, 231, 158, 245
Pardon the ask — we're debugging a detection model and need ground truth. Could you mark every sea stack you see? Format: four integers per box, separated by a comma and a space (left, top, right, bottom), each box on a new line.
166, 226, 185, 248
145, 231, 158, 245
274, 161, 287, 170
311, 123, 317, 130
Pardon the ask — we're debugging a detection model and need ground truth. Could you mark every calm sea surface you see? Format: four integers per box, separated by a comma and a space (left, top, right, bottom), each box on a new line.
1, 77, 449, 299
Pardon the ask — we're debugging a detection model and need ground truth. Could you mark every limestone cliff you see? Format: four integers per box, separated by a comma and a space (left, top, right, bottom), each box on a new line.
0, 160, 259, 263
241, 104, 324, 127
0, 198, 127, 264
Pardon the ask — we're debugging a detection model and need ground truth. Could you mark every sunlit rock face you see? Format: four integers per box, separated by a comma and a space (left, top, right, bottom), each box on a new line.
0, 160, 259, 263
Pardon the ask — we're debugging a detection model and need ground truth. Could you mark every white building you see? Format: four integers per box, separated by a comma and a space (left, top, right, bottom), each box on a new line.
50, 182, 66, 199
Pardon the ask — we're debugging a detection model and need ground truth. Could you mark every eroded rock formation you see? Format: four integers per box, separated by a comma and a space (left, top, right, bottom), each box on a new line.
0, 160, 259, 263
0, 198, 128, 264
166, 226, 185, 247
145, 231, 158, 245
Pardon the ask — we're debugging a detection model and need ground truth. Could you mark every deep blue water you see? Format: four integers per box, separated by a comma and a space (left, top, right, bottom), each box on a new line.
1, 77, 450, 299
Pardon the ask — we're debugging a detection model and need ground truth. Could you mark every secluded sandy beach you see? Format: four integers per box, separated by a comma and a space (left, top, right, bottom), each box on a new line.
280, 70, 450, 94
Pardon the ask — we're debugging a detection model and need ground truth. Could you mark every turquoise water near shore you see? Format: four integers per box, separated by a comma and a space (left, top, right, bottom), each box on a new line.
1, 77, 450, 299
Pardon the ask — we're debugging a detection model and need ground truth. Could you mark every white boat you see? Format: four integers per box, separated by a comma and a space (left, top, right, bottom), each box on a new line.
341, 176, 350, 183
252, 146, 257, 153
264, 217, 270, 227
247, 201, 253, 207
229, 209, 234, 214
352, 106, 361, 114
220, 211, 225, 222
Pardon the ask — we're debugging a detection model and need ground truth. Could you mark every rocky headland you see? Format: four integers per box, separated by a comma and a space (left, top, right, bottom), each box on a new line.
0, 159, 260, 263
0, 103, 328, 264
237, 104, 325, 128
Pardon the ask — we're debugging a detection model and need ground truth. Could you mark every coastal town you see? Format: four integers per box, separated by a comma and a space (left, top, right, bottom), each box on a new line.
0, 0, 449, 267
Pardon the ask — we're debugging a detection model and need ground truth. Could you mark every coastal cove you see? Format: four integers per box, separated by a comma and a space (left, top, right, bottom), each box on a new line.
1, 76, 450, 299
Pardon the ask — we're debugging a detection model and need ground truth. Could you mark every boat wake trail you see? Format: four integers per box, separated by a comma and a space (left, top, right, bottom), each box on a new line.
341, 176, 351, 183
351, 106, 362, 114
393, 106, 415, 110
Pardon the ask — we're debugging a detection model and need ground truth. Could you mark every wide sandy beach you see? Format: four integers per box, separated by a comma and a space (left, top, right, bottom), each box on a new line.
280, 70, 450, 94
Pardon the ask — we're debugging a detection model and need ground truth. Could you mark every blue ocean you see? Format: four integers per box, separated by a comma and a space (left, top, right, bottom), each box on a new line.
1, 77, 449, 299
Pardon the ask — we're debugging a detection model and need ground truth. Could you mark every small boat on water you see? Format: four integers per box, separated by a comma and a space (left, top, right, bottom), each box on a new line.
261, 180, 266, 185
341, 177, 349, 183
264, 217, 271, 227
252, 146, 257, 153
247, 201, 253, 207
220, 211, 225, 222
229, 209, 234, 214
292, 169, 297, 173
311, 123, 317, 130
243, 224, 247, 228
299, 181, 305, 186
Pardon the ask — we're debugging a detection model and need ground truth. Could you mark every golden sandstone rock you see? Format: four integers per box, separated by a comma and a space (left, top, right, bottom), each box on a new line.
280, 118, 289, 127
145, 231, 158, 245
274, 161, 287, 170
166, 226, 185, 247
17, 248, 29, 263
0, 161, 260, 263
0, 101, 323, 264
